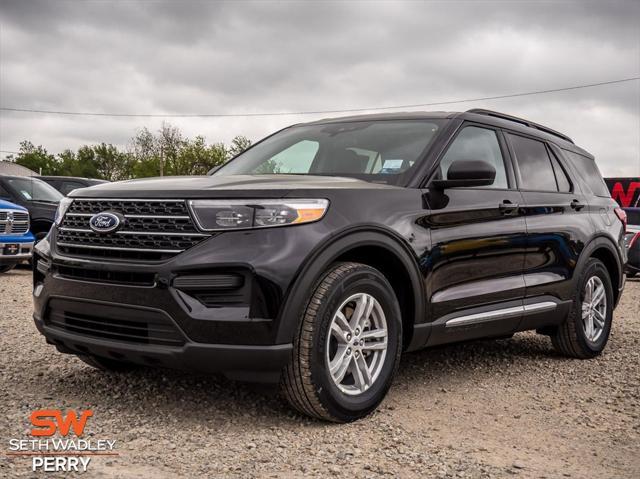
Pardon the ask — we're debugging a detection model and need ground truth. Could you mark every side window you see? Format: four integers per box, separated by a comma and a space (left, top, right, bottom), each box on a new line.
549, 150, 571, 193
508, 134, 557, 191
562, 149, 610, 197
253, 140, 319, 174
438, 126, 509, 189
0, 183, 12, 199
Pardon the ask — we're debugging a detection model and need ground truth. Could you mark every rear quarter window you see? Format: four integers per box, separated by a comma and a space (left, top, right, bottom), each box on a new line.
562, 149, 610, 197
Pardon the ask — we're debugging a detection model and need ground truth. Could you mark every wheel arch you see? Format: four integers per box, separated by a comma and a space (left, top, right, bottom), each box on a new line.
577, 234, 623, 306
275, 226, 425, 349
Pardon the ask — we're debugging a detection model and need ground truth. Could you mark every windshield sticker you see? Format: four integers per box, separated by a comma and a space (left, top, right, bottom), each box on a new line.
380, 159, 404, 173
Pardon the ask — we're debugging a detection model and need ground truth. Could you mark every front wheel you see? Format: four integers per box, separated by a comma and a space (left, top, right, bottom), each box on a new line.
281, 262, 402, 422
552, 258, 614, 358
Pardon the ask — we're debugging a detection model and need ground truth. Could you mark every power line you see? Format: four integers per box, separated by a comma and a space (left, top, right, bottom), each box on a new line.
0, 76, 638, 119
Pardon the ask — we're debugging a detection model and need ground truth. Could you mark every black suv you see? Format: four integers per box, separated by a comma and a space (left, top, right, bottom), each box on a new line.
39, 176, 109, 196
33, 109, 627, 422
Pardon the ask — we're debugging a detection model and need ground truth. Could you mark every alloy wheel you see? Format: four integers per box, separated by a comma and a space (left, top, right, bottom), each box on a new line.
581, 276, 607, 343
325, 293, 388, 395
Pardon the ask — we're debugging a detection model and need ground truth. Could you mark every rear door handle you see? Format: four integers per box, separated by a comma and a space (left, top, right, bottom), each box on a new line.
570, 199, 585, 211
499, 200, 519, 215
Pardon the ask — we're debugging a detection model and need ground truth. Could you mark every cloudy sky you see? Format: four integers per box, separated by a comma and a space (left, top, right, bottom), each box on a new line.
1, 0, 639, 176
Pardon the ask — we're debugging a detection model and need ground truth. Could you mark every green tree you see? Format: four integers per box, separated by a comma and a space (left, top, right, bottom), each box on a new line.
229, 135, 252, 158
92, 143, 132, 181
13, 141, 57, 175
10, 124, 252, 180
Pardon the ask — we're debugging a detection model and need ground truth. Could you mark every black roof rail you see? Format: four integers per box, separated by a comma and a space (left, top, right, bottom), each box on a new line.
466, 108, 574, 144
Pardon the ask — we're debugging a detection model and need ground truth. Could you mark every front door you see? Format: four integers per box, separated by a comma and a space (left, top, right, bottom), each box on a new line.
421, 124, 527, 345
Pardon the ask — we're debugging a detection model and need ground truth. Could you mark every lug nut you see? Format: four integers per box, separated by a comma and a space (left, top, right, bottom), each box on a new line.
355, 328, 360, 335
355, 351, 360, 358
346, 348, 351, 355
360, 340, 364, 346
346, 334, 352, 341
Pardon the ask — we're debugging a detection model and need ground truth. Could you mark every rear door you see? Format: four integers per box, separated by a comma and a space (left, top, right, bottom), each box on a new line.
505, 133, 591, 321
422, 123, 527, 344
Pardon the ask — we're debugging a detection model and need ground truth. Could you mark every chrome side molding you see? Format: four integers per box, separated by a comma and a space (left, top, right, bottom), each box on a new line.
445, 301, 557, 328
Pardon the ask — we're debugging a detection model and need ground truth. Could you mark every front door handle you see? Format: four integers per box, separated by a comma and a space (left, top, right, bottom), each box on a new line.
499, 200, 519, 215
570, 199, 585, 211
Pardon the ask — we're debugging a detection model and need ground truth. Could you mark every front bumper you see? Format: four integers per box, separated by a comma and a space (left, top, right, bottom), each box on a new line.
33, 309, 292, 382
0, 239, 34, 263
32, 224, 331, 380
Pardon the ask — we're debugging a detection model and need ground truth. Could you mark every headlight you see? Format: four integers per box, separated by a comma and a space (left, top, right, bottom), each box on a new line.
54, 197, 73, 226
188, 199, 329, 231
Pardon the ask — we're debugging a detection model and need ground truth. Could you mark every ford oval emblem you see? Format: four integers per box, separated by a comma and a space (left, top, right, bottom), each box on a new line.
89, 212, 122, 234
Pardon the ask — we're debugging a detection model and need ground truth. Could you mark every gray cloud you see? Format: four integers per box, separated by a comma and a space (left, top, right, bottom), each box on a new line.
1, 0, 639, 175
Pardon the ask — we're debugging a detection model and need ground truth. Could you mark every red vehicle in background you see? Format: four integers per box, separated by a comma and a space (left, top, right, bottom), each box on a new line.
605, 178, 640, 277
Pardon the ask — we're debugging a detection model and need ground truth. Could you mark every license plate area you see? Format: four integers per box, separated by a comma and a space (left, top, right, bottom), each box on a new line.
3, 244, 19, 255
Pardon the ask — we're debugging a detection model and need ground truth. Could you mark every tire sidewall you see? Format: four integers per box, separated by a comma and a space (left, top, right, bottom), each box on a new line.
309, 266, 402, 421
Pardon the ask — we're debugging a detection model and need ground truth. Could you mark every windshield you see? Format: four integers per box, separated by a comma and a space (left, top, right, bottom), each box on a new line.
214, 120, 444, 185
5, 177, 63, 203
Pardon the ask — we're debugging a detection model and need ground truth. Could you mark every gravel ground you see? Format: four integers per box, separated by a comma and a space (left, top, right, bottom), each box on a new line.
1, 268, 638, 478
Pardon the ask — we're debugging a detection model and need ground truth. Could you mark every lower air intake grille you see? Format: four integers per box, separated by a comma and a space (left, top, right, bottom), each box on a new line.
56, 266, 156, 286
46, 299, 184, 346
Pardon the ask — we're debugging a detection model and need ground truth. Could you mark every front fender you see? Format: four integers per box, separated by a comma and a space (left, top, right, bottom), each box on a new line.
275, 226, 425, 345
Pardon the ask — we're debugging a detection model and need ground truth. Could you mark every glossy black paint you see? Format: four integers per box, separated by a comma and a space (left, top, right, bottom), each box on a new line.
32, 110, 627, 380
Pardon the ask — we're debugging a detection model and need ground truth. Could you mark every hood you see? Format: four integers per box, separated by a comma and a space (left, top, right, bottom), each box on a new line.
0, 199, 27, 211
70, 174, 399, 199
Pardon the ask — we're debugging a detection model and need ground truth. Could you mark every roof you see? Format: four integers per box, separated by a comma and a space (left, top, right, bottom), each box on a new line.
0, 161, 38, 177
39, 175, 108, 183
300, 109, 591, 157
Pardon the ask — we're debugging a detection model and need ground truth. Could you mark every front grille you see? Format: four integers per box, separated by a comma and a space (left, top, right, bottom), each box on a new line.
0, 210, 30, 235
69, 199, 189, 216
56, 199, 209, 261
46, 299, 184, 346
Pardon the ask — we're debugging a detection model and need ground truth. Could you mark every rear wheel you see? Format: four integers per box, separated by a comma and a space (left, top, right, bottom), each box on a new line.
552, 258, 613, 358
281, 262, 402, 422
77, 354, 138, 372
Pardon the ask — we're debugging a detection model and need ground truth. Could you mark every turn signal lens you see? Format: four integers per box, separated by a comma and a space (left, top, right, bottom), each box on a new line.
188, 199, 329, 231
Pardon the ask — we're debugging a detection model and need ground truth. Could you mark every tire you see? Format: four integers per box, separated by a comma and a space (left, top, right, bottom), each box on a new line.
281, 262, 402, 422
77, 354, 138, 372
551, 258, 614, 358
0, 264, 16, 274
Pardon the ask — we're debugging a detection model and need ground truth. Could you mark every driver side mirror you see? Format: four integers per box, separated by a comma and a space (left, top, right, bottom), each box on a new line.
431, 160, 496, 190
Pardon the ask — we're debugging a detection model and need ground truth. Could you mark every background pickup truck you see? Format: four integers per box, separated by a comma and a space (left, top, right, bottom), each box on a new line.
0, 199, 34, 273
